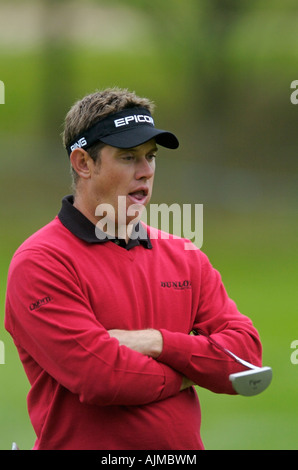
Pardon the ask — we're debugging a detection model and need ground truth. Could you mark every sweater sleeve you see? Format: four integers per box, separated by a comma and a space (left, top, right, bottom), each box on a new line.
5, 249, 182, 406
156, 250, 263, 394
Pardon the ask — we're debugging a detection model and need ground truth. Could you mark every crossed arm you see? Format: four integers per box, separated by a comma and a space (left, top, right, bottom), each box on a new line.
6, 249, 262, 405
108, 328, 163, 359
108, 328, 195, 391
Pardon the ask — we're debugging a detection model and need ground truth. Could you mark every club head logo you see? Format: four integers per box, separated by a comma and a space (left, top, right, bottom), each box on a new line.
249, 378, 262, 390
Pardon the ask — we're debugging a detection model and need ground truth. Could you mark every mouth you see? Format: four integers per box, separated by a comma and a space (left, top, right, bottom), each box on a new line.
128, 187, 149, 204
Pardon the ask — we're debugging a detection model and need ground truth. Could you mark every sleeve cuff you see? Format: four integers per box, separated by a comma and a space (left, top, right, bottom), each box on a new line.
156, 329, 193, 373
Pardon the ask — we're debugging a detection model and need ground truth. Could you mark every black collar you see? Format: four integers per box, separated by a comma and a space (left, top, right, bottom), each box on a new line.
58, 195, 152, 250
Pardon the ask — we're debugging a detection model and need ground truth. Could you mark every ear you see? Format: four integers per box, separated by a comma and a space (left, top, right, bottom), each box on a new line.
70, 148, 92, 180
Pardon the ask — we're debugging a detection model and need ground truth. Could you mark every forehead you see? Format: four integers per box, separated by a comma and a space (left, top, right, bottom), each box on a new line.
108, 139, 158, 154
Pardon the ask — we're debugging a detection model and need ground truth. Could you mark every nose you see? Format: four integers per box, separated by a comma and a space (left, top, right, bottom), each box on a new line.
135, 157, 155, 180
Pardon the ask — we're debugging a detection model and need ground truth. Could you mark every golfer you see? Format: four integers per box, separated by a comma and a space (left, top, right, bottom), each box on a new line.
5, 88, 262, 450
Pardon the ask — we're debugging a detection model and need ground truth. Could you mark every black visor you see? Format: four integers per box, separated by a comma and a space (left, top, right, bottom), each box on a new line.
66, 107, 179, 156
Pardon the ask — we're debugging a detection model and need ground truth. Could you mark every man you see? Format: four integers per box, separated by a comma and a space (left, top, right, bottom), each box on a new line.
5, 87, 262, 450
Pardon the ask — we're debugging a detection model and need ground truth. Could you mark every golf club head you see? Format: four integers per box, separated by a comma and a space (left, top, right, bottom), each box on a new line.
229, 367, 272, 396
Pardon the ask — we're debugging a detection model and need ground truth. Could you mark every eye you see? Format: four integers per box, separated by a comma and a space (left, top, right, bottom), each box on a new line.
121, 155, 135, 161
147, 154, 156, 162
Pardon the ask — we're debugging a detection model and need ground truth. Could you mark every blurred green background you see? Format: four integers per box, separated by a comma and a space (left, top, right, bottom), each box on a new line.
0, 0, 297, 450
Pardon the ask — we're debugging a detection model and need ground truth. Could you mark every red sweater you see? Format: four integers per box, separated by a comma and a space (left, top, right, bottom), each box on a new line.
5, 197, 262, 450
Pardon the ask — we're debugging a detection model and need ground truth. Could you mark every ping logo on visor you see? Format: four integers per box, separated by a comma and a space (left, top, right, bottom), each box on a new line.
70, 137, 87, 152
66, 106, 179, 155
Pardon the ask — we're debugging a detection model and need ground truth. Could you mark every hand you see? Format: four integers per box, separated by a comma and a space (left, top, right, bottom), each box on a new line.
108, 328, 163, 359
180, 376, 195, 391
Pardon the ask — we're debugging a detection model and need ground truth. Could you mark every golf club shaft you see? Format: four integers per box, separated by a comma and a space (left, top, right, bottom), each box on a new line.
223, 349, 259, 370
192, 329, 260, 371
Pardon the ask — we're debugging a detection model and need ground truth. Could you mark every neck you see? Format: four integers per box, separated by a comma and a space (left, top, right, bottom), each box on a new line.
73, 193, 133, 243
73, 193, 98, 226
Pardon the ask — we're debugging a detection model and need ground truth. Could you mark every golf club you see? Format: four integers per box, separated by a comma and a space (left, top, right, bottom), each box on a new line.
192, 329, 272, 396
